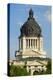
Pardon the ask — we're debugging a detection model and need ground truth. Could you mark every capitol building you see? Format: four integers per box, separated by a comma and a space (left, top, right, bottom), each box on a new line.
11, 9, 48, 75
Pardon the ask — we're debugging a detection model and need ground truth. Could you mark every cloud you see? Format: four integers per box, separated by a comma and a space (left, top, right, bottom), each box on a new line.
44, 10, 51, 23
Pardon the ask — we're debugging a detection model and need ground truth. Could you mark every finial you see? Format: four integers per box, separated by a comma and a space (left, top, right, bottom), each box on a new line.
29, 8, 33, 18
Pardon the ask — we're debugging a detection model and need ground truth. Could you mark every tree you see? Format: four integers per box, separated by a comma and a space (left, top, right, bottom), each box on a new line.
46, 59, 51, 74
9, 64, 30, 76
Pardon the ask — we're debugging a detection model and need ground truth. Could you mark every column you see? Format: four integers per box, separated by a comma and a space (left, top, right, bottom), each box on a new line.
36, 39, 37, 49
34, 39, 35, 48
30, 39, 31, 48
30, 66, 35, 75
28, 39, 29, 48
29, 39, 30, 48
26, 66, 29, 73
33, 39, 34, 48
40, 37, 43, 51
34, 39, 36, 49
31, 39, 32, 48
31, 69, 34, 75
38, 38, 40, 50
23, 37, 26, 51
32, 39, 33, 48
37, 38, 39, 50
26, 39, 28, 48
20, 39, 21, 49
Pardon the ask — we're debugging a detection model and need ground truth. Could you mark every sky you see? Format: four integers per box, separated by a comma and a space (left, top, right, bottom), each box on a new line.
9, 4, 51, 60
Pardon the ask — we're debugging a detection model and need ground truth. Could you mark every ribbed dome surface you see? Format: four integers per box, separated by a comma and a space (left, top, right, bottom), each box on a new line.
20, 9, 42, 37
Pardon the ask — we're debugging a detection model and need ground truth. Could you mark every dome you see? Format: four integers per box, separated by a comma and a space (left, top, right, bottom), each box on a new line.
20, 9, 42, 37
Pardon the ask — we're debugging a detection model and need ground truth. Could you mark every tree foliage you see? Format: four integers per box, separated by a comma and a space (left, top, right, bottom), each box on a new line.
46, 59, 51, 74
33, 59, 52, 75
9, 65, 29, 76
9, 58, 52, 76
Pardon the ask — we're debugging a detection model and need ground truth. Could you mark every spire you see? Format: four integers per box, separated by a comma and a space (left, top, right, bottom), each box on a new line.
29, 8, 34, 18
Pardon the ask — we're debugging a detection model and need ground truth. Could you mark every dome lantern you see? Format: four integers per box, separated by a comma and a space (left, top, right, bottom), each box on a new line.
29, 8, 34, 18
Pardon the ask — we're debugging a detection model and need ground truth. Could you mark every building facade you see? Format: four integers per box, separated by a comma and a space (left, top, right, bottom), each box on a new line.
15, 9, 46, 59
14, 9, 47, 75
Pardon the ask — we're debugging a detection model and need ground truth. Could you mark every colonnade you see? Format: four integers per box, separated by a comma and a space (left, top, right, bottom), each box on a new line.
26, 39, 38, 49
19, 37, 43, 51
